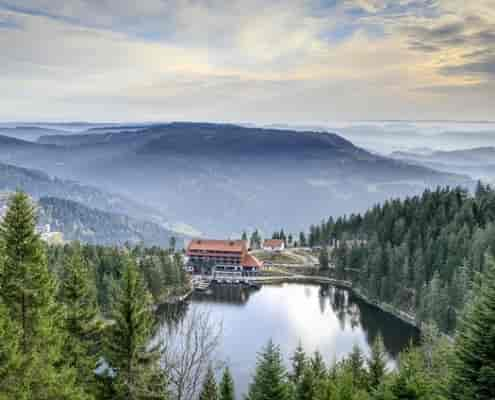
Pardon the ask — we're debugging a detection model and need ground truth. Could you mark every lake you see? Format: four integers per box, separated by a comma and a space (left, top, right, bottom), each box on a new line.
158, 282, 419, 397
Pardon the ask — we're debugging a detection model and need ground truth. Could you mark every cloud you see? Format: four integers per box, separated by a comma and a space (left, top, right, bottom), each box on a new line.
0, 0, 493, 122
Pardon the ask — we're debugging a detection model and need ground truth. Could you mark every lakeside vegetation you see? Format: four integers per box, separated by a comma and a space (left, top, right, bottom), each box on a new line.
0, 190, 494, 399
300, 183, 495, 334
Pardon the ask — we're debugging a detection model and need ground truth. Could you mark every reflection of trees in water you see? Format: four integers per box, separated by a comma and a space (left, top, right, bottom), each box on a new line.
155, 302, 190, 332
319, 284, 419, 359
348, 293, 420, 359
192, 284, 257, 305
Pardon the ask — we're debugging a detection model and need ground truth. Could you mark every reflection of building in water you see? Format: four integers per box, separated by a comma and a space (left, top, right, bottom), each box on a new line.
192, 284, 257, 305
186, 239, 263, 277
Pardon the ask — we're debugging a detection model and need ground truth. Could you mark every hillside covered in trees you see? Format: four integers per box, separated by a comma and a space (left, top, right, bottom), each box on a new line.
0, 191, 494, 400
305, 183, 495, 333
38, 196, 180, 247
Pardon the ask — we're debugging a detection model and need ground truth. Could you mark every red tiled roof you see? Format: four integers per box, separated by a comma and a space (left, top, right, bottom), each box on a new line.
243, 253, 263, 268
187, 239, 247, 254
263, 239, 284, 248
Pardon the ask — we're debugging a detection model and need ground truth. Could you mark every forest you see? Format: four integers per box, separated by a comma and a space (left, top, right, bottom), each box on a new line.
0, 191, 494, 400
38, 196, 178, 247
302, 183, 495, 334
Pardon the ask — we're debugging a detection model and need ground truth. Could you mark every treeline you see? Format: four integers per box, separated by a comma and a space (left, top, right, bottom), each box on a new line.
46, 235, 188, 315
196, 252, 495, 400
38, 196, 179, 247
1, 191, 494, 400
302, 183, 495, 333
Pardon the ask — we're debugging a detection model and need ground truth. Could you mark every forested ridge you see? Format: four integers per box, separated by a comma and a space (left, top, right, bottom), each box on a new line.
39, 196, 179, 247
305, 183, 495, 333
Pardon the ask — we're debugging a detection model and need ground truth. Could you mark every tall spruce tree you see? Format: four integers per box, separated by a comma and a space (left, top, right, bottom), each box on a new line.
104, 257, 164, 400
0, 191, 89, 400
348, 344, 367, 389
199, 365, 219, 400
290, 342, 307, 384
219, 367, 235, 400
449, 257, 495, 400
296, 365, 318, 400
60, 244, 102, 395
246, 340, 292, 400
368, 335, 387, 390
0, 301, 21, 399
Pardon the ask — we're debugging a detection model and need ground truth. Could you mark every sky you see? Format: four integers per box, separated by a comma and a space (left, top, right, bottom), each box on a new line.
1, 0, 494, 123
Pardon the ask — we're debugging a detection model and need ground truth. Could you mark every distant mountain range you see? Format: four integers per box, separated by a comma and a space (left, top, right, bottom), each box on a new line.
390, 147, 495, 182
0, 162, 183, 245
0, 161, 169, 224
0, 126, 70, 142
0, 122, 472, 236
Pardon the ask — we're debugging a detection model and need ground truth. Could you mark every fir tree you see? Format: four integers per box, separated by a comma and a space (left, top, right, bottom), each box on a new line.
449, 257, 495, 400
0, 191, 89, 399
388, 347, 434, 400
310, 351, 327, 381
246, 340, 292, 400
0, 301, 21, 398
348, 344, 367, 389
60, 244, 102, 395
290, 342, 307, 384
368, 335, 387, 390
200, 365, 219, 400
219, 367, 235, 400
296, 365, 317, 400
104, 257, 164, 400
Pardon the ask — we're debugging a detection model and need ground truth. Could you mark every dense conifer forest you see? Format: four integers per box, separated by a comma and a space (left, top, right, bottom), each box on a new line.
1, 190, 494, 399
303, 183, 495, 333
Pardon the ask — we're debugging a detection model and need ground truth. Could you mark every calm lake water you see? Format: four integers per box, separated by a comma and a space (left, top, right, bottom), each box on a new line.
158, 283, 419, 398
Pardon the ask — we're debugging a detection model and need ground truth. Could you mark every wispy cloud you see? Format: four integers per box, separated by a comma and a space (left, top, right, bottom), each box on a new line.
0, 0, 493, 122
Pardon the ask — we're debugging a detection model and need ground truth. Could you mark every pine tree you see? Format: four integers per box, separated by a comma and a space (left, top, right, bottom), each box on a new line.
0, 301, 21, 398
388, 347, 434, 400
368, 335, 387, 390
0, 191, 89, 399
200, 366, 219, 400
246, 340, 292, 400
296, 365, 317, 400
290, 342, 307, 384
348, 344, 367, 389
219, 367, 235, 400
449, 257, 495, 400
310, 351, 327, 381
0, 192, 54, 353
104, 257, 164, 400
60, 244, 102, 395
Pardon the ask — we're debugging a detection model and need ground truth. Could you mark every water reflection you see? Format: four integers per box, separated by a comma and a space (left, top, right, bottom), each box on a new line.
157, 283, 419, 397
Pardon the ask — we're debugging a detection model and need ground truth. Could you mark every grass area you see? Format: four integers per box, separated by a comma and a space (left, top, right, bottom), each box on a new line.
292, 249, 315, 258
255, 251, 300, 264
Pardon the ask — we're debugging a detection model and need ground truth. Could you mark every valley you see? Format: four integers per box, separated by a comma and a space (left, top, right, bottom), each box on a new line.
0, 122, 472, 237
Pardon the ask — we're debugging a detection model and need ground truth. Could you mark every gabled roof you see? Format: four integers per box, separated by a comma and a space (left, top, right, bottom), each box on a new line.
243, 253, 263, 268
263, 239, 284, 248
187, 239, 247, 253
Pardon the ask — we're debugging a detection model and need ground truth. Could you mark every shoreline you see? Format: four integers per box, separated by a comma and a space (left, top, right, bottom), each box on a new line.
167, 274, 421, 331
250, 274, 420, 330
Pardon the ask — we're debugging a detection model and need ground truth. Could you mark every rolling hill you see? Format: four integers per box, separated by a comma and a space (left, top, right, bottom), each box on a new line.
391, 147, 495, 182
0, 123, 472, 236
37, 197, 179, 246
